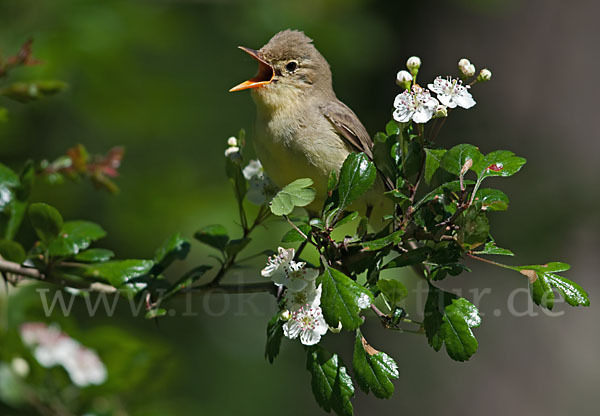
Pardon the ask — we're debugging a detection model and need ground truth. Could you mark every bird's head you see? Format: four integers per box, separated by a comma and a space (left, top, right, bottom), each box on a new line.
229, 30, 333, 108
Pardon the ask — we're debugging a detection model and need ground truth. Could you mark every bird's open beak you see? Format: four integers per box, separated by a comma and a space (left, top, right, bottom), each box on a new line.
229, 46, 275, 92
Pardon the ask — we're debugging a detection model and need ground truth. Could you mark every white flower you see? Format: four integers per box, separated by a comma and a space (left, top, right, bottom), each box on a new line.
242, 159, 277, 205
224, 146, 241, 160
285, 282, 322, 311
393, 85, 439, 124
19, 323, 107, 387
261, 247, 318, 292
357, 293, 372, 309
395, 70, 413, 88
478, 68, 492, 82
283, 304, 328, 346
428, 77, 476, 109
406, 56, 421, 72
227, 136, 238, 147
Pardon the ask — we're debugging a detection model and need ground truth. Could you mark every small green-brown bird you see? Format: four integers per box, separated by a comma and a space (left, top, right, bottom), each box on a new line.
230, 30, 390, 221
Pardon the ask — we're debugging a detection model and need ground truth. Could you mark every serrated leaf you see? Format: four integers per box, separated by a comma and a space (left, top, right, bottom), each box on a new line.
353, 330, 398, 399
269, 178, 316, 216
265, 312, 284, 364
84, 260, 154, 286
440, 144, 483, 176
153, 233, 190, 271
194, 224, 229, 251
362, 230, 404, 251
282, 224, 311, 242
321, 267, 373, 330
475, 188, 509, 211
47, 220, 106, 257
473, 241, 514, 256
473, 150, 526, 179
307, 346, 355, 416
376, 279, 407, 306
0, 239, 26, 263
74, 248, 115, 263
424, 148, 446, 184
28, 203, 63, 245
338, 153, 376, 210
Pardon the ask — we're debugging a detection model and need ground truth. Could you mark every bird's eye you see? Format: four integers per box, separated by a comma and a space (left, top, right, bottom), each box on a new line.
285, 61, 298, 72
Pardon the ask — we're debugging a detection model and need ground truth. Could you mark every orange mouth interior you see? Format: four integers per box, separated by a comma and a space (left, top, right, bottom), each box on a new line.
229, 47, 274, 92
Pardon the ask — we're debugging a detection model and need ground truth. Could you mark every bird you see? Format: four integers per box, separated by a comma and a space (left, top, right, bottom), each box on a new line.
229, 29, 390, 223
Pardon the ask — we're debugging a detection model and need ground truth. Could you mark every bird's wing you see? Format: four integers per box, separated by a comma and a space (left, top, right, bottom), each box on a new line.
322, 100, 394, 190
321, 100, 373, 160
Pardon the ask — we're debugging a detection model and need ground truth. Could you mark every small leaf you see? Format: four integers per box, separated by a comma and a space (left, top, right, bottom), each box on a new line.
153, 233, 190, 271
167, 265, 212, 295
473, 241, 514, 256
307, 346, 355, 416
321, 267, 373, 330
361, 230, 404, 251
335, 211, 359, 228
440, 144, 483, 176
338, 153, 376, 210
376, 279, 407, 306
224, 237, 251, 257
456, 207, 489, 250
84, 260, 154, 286
473, 150, 526, 179
28, 203, 63, 245
269, 178, 316, 216
385, 120, 400, 136
74, 248, 115, 263
47, 220, 106, 257
0, 163, 20, 187
0, 239, 26, 263
383, 246, 432, 269
475, 188, 509, 211
194, 224, 229, 252
265, 312, 284, 364
424, 148, 446, 184
281, 224, 311, 242
353, 330, 399, 399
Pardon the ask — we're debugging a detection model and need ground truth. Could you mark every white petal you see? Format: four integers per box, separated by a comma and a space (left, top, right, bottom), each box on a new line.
437, 94, 455, 108
393, 108, 412, 123
285, 278, 308, 292
300, 329, 322, 346
455, 94, 476, 109
283, 320, 301, 339
303, 268, 319, 281
357, 293, 372, 309
412, 106, 433, 124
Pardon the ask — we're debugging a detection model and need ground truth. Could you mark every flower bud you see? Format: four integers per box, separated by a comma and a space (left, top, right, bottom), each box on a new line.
458, 58, 471, 70
478, 68, 492, 82
227, 136, 238, 147
406, 56, 421, 74
280, 309, 291, 321
434, 104, 448, 118
224, 146, 241, 162
395, 70, 413, 89
458, 58, 476, 77
465, 64, 476, 77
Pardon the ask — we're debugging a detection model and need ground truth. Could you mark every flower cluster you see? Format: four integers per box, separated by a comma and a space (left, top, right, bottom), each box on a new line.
20, 322, 107, 387
242, 159, 277, 205
393, 56, 486, 124
262, 247, 327, 345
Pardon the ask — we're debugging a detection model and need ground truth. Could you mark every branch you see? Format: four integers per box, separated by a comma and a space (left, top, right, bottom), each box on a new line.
0, 257, 44, 280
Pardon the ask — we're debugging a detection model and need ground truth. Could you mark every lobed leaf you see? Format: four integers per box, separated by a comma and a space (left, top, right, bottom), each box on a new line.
269, 178, 316, 216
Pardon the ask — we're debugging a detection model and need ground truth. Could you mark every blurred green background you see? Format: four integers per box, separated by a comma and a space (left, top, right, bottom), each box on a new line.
1, 0, 599, 414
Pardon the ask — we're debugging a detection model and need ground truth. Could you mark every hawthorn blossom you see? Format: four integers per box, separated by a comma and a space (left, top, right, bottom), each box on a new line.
242, 159, 277, 205
393, 85, 439, 124
261, 247, 318, 292
283, 304, 328, 346
428, 77, 476, 109
20, 322, 107, 387
357, 293, 372, 309
285, 282, 322, 311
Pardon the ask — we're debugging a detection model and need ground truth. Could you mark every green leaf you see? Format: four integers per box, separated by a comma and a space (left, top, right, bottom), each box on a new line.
440, 144, 483, 176
361, 230, 404, 251
0, 163, 20, 187
456, 207, 489, 250
321, 267, 373, 330
475, 188, 509, 211
473, 241, 514, 256
265, 312, 284, 364
336, 211, 359, 228
153, 233, 190, 271
383, 246, 432, 269
74, 248, 115, 263
167, 265, 212, 295
0, 239, 26, 263
385, 120, 400, 136
47, 220, 106, 257
514, 263, 589, 309
338, 153, 376, 210
307, 346, 355, 416
0, 81, 67, 103
28, 203, 63, 245
414, 180, 474, 210
269, 178, 316, 216
473, 150, 526, 179
194, 224, 229, 251
353, 330, 399, 399
429, 262, 470, 281
84, 260, 154, 286
376, 279, 407, 306
281, 224, 311, 242
424, 148, 446, 185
